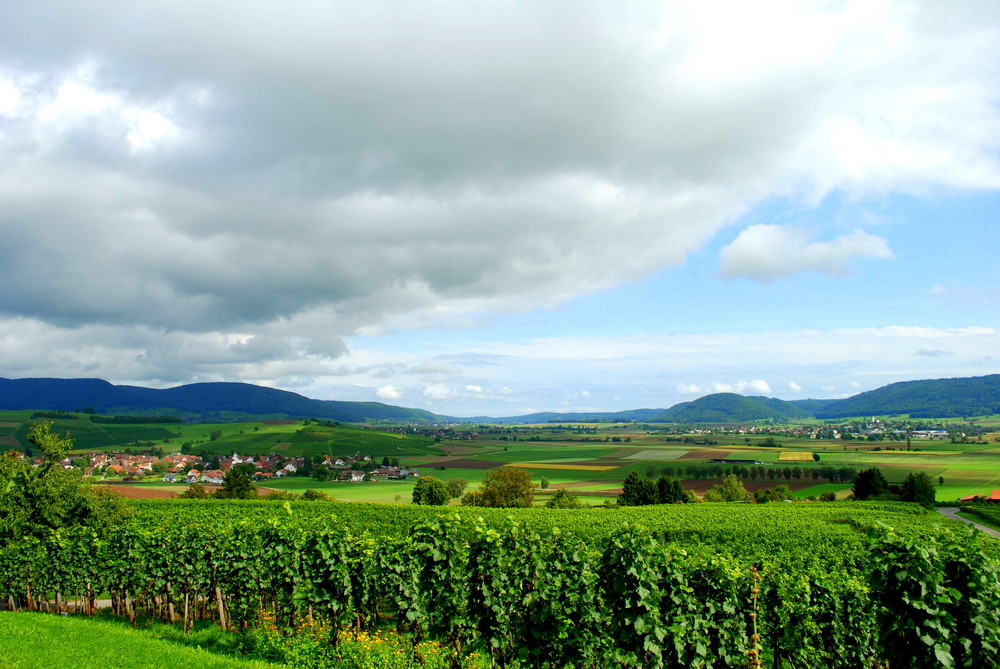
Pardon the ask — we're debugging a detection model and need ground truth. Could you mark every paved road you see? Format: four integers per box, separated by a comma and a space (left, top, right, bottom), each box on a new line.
936, 507, 1000, 539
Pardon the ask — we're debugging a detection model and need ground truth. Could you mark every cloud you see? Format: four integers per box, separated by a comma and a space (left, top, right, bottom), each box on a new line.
0, 2, 997, 413
916, 348, 951, 358
375, 384, 403, 400
718, 225, 894, 281
710, 379, 773, 395
0, 1, 996, 341
787, 381, 802, 393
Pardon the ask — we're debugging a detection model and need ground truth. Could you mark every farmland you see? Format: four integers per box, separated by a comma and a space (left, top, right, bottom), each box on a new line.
3, 410, 1000, 504
3, 410, 1000, 667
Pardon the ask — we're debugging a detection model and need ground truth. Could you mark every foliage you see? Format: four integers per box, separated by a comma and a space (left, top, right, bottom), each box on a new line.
702, 474, 752, 502
180, 483, 210, 499
544, 489, 586, 509
656, 475, 687, 504
1, 498, 995, 668
618, 471, 657, 506
467, 466, 534, 508
263, 489, 299, 500
869, 525, 1000, 668
0, 422, 130, 542
446, 478, 468, 499
853, 468, 890, 501
302, 489, 330, 501
215, 464, 257, 499
656, 393, 813, 422
900, 472, 936, 508
412, 476, 451, 506
753, 485, 793, 504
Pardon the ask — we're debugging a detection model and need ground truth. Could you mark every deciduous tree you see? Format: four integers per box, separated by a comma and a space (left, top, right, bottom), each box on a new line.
412, 476, 450, 505
703, 475, 752, 502
471, 466, 534, 508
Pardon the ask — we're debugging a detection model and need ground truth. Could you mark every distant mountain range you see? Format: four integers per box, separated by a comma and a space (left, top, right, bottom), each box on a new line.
1, 374, 998, 423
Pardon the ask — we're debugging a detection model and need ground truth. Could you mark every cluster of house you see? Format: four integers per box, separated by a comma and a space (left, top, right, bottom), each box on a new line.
959, 490, 1000, 503
48, 450, 420, 484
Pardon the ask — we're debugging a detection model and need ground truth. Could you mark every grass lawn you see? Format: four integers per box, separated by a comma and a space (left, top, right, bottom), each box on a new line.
0, 612, 279, 669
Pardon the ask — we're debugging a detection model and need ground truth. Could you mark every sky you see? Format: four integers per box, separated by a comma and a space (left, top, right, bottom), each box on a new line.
1, 0, 999, 417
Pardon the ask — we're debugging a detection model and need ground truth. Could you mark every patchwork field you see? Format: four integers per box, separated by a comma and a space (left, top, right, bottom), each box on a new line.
4, 410, 1000, 504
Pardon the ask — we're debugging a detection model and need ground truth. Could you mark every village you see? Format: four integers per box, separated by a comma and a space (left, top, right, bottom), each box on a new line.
30, 450, 421, 485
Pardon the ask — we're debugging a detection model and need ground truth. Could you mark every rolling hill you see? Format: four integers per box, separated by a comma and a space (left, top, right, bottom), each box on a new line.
1, 373, 998, 423
0, 378, 445, 424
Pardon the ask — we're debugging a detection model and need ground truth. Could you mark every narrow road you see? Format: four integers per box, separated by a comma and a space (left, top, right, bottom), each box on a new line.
936, 507, 1000, 539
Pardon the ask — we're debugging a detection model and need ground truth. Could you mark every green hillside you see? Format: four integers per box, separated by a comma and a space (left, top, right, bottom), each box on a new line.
657, 393, 811, 422
815, 374, 1000, 418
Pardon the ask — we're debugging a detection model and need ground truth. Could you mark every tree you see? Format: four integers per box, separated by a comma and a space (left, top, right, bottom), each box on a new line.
545, 489, 585, 509
852, 467, 890, 500
754, 484, 793, 504
540, 477, 550, 490
412, 476, 450, 505
311, 465, 331, 481
900, 472, 936, 508
656, 475, 687, 504
0, 422, 130, 542
618, 471, 657, 506
180, 482, 209, 499
703, 475, 753, 502
214, 463, 257, 499
446, 478, 468, 498
302, 488, 330, 501
472, 466, 534, 508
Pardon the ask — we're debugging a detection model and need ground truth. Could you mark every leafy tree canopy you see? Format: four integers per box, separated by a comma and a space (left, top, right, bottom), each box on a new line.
467, 466, 534, 508
545, 489, 586, 509
703, 475, 753, 503
853, 468, 890, 501
900, 471, 936, 508
214, 463, 257, 499
0, 422, 130, 541
412, 476, 450, 505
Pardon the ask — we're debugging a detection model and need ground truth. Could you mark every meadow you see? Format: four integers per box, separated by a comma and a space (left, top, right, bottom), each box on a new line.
3, 411, 1000, 503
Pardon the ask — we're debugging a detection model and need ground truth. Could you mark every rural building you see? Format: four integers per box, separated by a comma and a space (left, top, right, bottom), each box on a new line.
959, 490, 1000, 503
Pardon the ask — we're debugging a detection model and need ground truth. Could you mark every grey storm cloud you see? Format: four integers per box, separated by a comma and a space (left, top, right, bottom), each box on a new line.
1, 0, 999, 385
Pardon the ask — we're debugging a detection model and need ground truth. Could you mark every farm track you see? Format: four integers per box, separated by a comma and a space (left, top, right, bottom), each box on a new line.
936, 507, 1000, 539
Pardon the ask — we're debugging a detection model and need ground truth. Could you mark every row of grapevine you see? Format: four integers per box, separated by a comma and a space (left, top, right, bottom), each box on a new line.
2, 508, 997, 668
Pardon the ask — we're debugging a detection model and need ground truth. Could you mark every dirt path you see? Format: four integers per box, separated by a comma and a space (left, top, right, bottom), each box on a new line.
936, 507, 1000, 539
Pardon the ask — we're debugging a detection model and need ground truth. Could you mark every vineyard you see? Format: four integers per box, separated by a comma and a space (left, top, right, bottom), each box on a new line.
2, 500, 998, 668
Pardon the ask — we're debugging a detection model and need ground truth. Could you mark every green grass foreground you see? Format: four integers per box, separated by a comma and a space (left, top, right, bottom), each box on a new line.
0, 612, 280, 669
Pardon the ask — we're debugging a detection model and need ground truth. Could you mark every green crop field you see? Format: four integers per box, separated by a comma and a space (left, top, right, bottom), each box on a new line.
5, 409, 1000, 504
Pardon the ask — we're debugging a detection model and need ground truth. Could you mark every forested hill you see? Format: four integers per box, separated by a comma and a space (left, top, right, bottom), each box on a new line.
0, 378, 444, 423
808, 374, 1000, 419
655, 393, 814, 423
1, 373, 998, 423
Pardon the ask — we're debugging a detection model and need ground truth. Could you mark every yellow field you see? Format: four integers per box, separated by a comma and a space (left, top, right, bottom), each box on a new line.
778, 452, 814, 461
508, 462, 619, 472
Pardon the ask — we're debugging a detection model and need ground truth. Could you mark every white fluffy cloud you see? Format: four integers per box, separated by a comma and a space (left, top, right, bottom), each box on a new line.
375, 384, 403, 401
718, 225, 894, 281
0, 1, 998, 409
